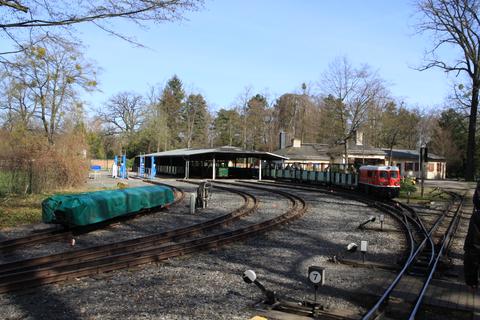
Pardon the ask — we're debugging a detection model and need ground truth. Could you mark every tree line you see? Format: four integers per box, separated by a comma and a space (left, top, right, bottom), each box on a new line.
86, 65, 466, 181
0, 0, 479, 196
0, 36, 471, 183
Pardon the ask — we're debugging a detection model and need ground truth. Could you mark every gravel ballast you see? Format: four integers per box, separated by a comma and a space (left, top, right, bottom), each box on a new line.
0, 177, 466, 320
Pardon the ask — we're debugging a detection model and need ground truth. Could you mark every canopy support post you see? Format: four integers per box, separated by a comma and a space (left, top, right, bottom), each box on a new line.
212, 156, 216, 180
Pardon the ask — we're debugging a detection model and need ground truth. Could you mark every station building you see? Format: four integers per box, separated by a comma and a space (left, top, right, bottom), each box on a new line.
135, 146, 287, 180
273, 136, 447, 179
274, 138, 386, 170
384, 149, 446, 179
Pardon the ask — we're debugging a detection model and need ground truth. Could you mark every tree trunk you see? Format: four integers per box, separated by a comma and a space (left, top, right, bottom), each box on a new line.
388, 145, 393, 165
466, 81, 479, 181
344, 141, 349, 169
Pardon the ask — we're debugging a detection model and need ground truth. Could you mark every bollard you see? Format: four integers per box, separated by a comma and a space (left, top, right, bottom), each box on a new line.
190, 193, 196, 214
360, 240, 368, 263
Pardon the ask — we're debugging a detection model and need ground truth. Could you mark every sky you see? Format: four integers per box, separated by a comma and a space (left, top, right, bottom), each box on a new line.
50, 1, 461, 113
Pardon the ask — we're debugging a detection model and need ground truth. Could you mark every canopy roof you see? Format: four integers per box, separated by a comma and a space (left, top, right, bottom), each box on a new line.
141, 146, 288, 161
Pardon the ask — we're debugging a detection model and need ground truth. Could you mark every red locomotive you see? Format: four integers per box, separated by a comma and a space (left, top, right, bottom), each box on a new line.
358, 165, 400, 198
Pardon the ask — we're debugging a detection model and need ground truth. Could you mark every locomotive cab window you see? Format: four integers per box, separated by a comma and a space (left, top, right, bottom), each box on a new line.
379, 171, 388, 179
367, 171, 373, 177
390, 171, 398, 178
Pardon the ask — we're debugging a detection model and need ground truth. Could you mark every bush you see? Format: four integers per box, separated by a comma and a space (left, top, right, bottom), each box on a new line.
0, 128, 89, 195
401, 177, 417, 194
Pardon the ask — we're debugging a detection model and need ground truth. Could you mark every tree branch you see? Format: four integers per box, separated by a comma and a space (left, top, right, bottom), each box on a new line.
0, 0, 28, 13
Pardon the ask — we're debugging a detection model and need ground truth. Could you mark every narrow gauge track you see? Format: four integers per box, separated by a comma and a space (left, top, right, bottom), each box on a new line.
0, 183, 255, 292
363, 191, 464, 320
242, 179, 463, 319
0, 182, 184, 253
238, 179, 424, 265
0, 182, 306, 294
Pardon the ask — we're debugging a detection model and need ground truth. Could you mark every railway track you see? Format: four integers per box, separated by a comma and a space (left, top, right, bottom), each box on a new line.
239, 179, 464, 319
362, 191, 464, 320
0, 181, 306, 294
0, 182, 184, 253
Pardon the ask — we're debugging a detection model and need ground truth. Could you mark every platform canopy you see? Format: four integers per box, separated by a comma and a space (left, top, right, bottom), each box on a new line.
143, 146, 288, 161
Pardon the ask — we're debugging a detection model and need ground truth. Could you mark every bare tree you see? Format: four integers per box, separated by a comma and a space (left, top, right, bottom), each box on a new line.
144, 85, 169, 152
416, 0, 480, 180
0, 36, 97, 143
235, 86, 253, 149
99, 92, 145, 135
0, 1, 203, 55
319, 57, 386, 164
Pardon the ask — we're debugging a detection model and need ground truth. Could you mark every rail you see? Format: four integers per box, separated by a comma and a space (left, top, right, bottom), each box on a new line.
0, 182, 306, 293
362, 190, 464, 319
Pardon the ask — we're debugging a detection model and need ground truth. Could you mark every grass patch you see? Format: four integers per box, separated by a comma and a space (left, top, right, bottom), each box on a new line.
398, 186, 450, 202
0, 185, 118, 229
0, 193, 46, 228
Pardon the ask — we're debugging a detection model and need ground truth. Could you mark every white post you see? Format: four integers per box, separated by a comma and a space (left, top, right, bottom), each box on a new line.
258, 157, 262, 181
212, 157, 216, 180
185, 160, 189, 179
190, 193, 196, 214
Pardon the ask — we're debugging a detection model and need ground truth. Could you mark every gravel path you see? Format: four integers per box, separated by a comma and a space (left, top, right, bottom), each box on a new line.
0, 178, 416, 320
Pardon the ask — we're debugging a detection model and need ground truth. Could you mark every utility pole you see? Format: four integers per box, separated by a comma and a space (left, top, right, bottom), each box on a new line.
420, 145, 426, 198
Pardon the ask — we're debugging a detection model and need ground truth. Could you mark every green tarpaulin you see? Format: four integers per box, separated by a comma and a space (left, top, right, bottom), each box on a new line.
42, 185, 174, 227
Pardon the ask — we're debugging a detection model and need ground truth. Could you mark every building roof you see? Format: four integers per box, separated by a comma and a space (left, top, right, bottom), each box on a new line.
383, 148, 446, 161
274, 142, 446, 163
348, 144, 387, 156
274, 143, 331, 161
274, 143, 386, 161
141, 146, 288, 161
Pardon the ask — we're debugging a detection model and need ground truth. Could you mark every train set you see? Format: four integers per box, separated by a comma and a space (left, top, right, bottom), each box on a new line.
262, 165, 401, 198
148, 163, 402, 199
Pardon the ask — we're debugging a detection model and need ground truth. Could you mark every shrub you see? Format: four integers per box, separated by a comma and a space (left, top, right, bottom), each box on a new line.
401, 177, 417, 194
0, 128, 89, 194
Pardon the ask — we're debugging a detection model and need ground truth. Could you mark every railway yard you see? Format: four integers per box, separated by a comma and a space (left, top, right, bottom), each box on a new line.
0, 173, 476, 320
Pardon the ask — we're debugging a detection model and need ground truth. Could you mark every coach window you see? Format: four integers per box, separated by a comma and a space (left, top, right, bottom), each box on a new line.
367, 171, 373, 177
379, 171, 388, 179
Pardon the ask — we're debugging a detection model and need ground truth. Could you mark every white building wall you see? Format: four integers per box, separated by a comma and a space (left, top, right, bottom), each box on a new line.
391, 159, 446, 179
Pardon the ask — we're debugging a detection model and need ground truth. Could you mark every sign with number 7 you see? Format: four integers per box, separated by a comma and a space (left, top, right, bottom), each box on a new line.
308, 266, 325, 286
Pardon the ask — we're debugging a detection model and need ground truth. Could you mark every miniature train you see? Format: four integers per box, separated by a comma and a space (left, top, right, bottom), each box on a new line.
264, 165, 401, 199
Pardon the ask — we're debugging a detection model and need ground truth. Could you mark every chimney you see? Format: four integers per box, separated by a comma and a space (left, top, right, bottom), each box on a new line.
279, 131, 286, 149
355, 130, 364, 146
292, 138, 301, 148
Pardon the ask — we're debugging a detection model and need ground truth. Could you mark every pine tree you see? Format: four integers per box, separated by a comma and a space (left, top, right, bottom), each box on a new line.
182, 93, 209, 148
159, 75, 185, 149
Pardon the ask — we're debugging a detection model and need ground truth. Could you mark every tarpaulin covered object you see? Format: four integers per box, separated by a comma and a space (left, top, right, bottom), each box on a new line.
42, 185, 174, 227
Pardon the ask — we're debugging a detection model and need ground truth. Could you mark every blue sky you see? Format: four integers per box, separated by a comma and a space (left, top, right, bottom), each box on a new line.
71, 0, 456, 113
